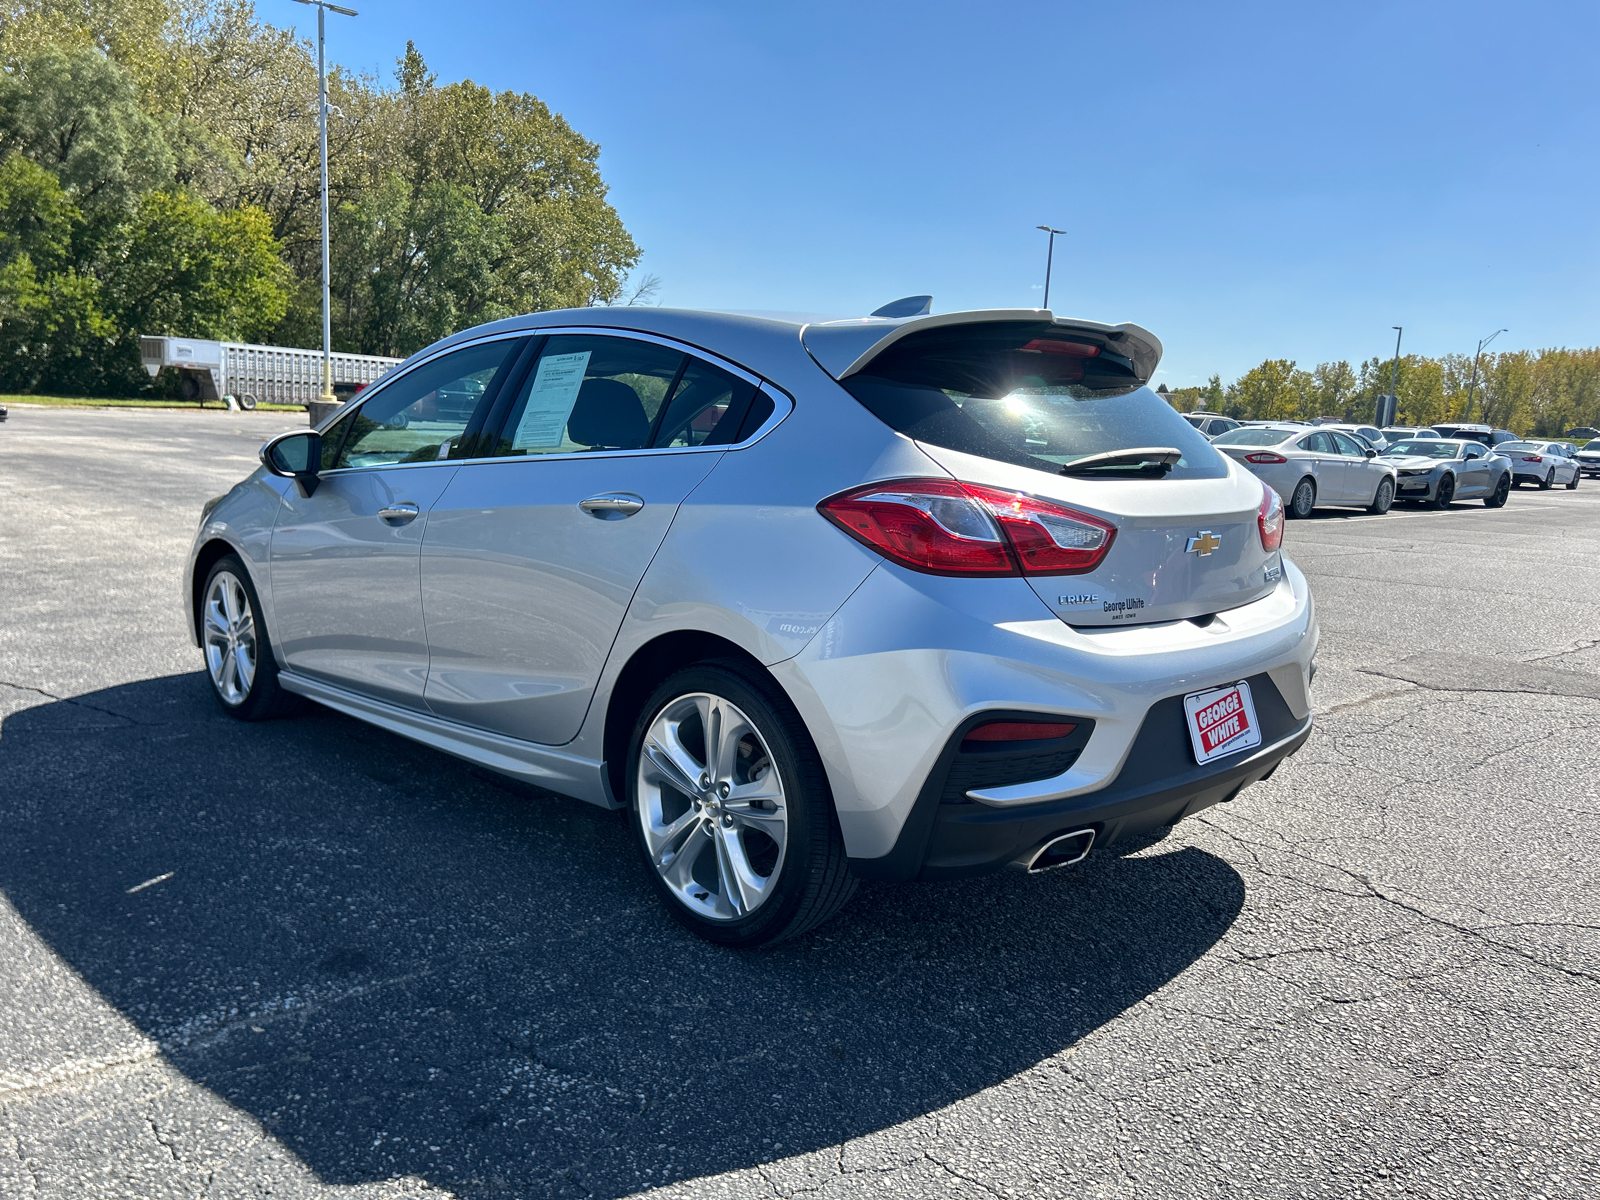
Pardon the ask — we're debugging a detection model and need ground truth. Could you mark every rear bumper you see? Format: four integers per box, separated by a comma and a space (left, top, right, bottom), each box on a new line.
850, 671, 1310, 882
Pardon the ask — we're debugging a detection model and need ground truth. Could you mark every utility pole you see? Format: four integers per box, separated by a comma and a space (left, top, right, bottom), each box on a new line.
1035, 226, 1066, 310
293, 0, 358, 407
1462, 327, 1507, 422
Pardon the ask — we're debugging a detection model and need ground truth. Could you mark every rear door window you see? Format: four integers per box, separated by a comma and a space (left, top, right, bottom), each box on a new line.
839, 321, 1226, 480
488, 334, 770, 456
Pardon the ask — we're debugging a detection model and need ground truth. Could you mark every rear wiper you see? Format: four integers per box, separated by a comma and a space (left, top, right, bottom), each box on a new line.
1059, 447, 1182, 476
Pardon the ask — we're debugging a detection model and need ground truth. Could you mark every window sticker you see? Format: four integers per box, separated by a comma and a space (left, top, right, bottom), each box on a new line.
512, 351, 592, 449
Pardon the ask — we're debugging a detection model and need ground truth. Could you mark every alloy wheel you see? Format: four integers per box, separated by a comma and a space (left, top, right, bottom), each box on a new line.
203, 571, 257, 705
636, 692, 789, 922
1291, 479, 1315, 518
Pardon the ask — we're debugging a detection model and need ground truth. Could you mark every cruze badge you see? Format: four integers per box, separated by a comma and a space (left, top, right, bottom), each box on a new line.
1058, 592, 1100, 606
1186, 531, 1222, 556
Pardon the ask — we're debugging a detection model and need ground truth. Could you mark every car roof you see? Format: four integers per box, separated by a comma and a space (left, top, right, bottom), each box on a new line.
404, 305, 1165, 390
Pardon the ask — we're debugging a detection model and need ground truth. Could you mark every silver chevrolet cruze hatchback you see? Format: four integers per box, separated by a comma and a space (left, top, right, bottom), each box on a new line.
187, 305, 1318, 946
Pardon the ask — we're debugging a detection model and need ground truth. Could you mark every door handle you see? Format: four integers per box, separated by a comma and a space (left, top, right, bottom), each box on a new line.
578, 493, 644, 520
377, 502, 420, 523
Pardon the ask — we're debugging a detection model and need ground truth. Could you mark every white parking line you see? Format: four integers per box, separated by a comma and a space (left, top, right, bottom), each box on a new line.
1319, 504, 1559, 524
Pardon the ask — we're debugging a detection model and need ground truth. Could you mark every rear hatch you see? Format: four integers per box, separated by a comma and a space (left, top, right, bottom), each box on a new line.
811, 315, 1279, 627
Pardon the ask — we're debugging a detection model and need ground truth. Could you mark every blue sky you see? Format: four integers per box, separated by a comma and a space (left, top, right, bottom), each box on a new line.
282, 0, 1600, 385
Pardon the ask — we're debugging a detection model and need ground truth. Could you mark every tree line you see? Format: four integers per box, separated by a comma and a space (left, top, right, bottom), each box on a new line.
1160, 347, 1600, 438
0, 0, 641, 396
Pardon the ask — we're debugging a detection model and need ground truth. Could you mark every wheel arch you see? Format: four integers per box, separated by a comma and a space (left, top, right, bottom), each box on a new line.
190, 537, 246, 645
602, 631, 778, 806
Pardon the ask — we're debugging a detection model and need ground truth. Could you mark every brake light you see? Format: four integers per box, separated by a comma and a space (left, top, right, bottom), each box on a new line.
1519, 455, 1542, 462
1244, 452, 1288, 464
818, 479, 1116, 577
1257, 485, 1284, 553
1021, 339, 1101, 358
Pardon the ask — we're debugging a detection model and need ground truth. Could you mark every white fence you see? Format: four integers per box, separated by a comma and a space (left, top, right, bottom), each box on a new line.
140, 336, 402, 406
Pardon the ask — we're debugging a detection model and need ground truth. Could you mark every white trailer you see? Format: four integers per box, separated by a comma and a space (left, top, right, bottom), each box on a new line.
139, 336, 401, 409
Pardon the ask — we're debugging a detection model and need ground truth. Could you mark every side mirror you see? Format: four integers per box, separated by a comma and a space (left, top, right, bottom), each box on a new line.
260, 430, 323, 496
1365, 448, 1377, 458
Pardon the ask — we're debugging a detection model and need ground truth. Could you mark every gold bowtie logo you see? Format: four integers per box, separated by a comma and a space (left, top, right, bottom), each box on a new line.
1186, 531, 1222, 556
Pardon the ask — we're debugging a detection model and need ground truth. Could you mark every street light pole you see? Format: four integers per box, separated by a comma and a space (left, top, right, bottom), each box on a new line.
1389, 326, 1402, 399
293, 0, 358, 407
1035, 225, 1066, 310
1462, 327, 1507, 422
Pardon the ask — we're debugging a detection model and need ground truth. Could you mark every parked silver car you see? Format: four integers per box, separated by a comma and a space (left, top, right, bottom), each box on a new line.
1378, 439, 1511, 507
186, 306, 1318, 946
1319, 422, 1391, 451
1574, 439, 1600, 478
1210, 425, 1398, 518
1497, 441, 1580, 489
1183, 411, 1240, 437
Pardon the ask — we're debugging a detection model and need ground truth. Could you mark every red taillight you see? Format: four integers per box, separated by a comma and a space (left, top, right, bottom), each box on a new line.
1258, 485, 1284, 553
1244, 452, 1288, 464
1519, 455, 1542, 462
963, 720, 1077, 745
818, 479, 1116, 577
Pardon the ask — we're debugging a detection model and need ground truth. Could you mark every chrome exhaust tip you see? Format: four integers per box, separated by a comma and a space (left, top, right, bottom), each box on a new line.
1011, 828, 1096, 874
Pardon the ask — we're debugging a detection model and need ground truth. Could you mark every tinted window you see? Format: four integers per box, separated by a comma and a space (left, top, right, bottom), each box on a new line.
491, 336, 762, 456
653, 358, 758, 448
841, 323, 1225, 480
1298, 432, 1335, 454
1463, 445, 1485, 459
1330, 432, 1366, 457
496, 335, 682, 455
338, 340, 517, 468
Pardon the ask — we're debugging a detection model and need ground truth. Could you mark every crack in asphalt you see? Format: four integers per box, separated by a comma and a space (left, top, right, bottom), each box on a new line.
0, 679, 145, 725
1198, 818, 1600, 986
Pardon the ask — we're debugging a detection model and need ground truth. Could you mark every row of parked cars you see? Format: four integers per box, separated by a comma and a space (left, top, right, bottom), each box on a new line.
1181, 412, 1600, 517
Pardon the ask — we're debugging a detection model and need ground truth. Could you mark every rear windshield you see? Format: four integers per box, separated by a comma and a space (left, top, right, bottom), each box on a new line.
1496, 442, 1539, 454
1437, 427, 1492, 445
1385, 441, 1459, 459
840, 323, 1227, 480
1213, 427, 1297, 447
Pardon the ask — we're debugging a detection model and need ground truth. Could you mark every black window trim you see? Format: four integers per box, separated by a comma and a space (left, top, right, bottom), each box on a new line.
311, 326, 792, 476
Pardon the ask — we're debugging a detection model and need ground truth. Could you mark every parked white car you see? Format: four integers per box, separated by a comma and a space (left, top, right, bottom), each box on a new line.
1211, 425, 1398, 518
1381, 426, 1440, 443
1496, 441, 1581, 489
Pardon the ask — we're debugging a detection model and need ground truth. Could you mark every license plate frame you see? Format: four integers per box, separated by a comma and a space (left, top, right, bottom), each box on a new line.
1183, 680, 1263, 764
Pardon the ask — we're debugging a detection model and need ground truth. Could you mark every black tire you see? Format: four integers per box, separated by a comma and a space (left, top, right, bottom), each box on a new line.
1485, 474, 1510, 508
1368, 476, 1395, 514
1430, 474, 1455, 509
1540, 468, 1554, 490
625, 661, 857, 948
199, 554, 300, 720
1566, 470, 1579, 490
1287, 477, 1316, 519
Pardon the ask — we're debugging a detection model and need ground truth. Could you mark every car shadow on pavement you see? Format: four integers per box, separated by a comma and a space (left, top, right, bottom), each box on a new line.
0, 672, 1245, 1199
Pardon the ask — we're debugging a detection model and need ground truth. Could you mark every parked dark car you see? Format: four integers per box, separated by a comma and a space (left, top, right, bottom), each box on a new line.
1432, 423, 1518, 447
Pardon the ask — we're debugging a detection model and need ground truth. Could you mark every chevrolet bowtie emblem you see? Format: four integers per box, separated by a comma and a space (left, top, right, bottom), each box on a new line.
1186, 531, 1222, 556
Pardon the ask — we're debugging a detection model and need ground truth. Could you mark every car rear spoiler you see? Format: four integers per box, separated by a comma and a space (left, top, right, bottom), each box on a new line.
800, 309, 1164, 386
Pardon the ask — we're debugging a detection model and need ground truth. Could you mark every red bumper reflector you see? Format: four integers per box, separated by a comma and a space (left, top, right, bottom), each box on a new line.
964, 720, 1078, 744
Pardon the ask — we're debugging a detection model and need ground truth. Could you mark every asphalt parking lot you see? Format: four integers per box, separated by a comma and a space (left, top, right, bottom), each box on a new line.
2, 405, 1597, 1200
